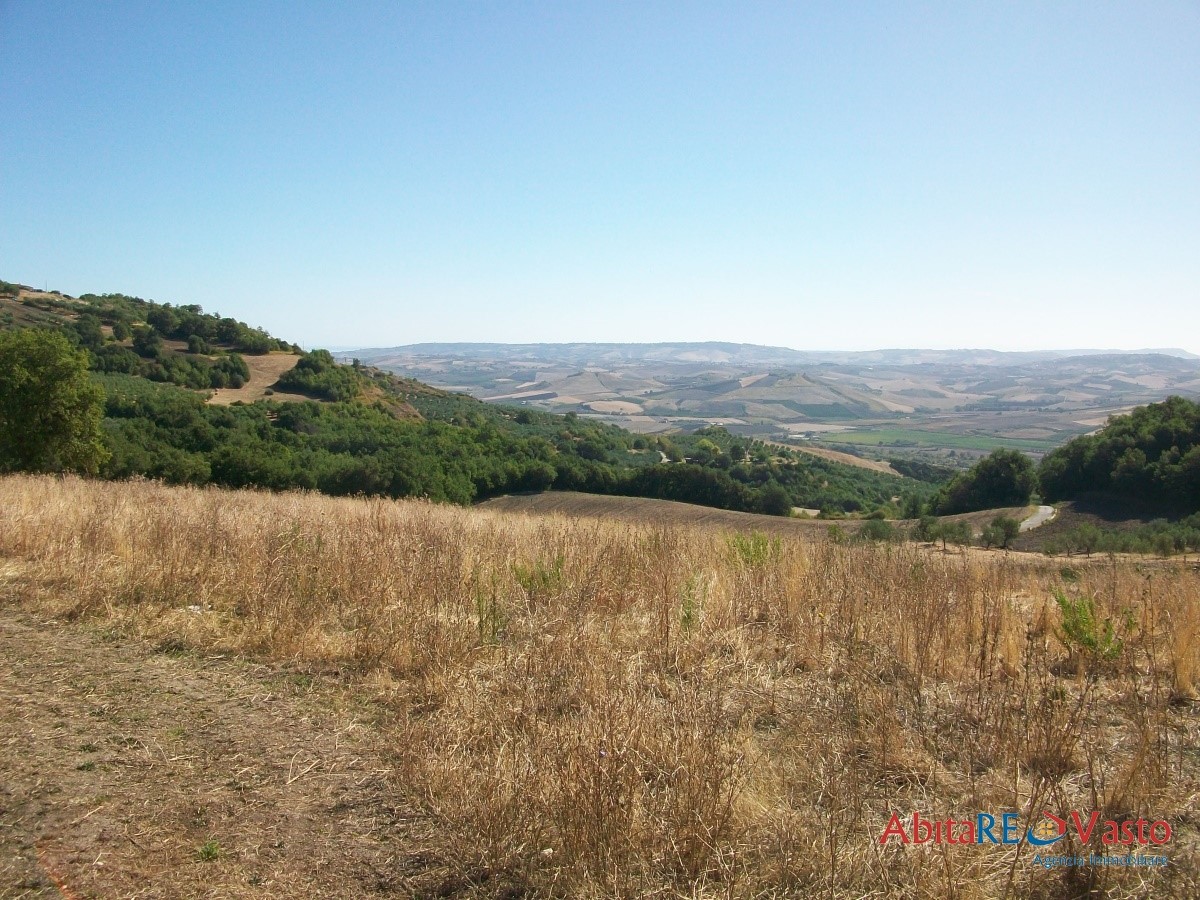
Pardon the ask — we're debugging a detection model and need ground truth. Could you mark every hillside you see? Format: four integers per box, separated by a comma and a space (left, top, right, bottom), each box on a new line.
2, 474, 1197, 897
347, 341, 1200, 368
0, 279, 932, 517
478, 490, 836, 535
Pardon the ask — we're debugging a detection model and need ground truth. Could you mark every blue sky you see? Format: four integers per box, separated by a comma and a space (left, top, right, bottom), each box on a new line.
1, 1, 1196, 351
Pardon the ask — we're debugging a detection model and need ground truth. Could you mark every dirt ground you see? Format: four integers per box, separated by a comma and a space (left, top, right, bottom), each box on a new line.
0, 608, 439, 899
765, 441, 903, 476
207, 353, 309, 405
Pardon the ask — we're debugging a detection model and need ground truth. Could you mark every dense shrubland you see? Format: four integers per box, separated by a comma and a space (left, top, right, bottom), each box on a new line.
274, 348, 362, 400
90, 373, 924, 513
932, 449, 1038, 515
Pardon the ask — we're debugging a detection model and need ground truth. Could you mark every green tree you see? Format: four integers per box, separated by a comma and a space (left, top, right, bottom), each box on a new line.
901, 493, 925, 519
935, 520, 973, 551
982, 515, 1021, 549
857, 518, 897, 543
131, 325, 162, 358
0, 329, 109, 474
1069, 524, 1102, 557
757, 482, 793, 517
934, 449, 1037, 515
74, 313, 105, 350
912, 515, 940, 543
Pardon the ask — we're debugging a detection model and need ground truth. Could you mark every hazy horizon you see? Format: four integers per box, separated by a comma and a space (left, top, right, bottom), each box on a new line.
2, 3, 1196, 352
334, 340, 1200, 359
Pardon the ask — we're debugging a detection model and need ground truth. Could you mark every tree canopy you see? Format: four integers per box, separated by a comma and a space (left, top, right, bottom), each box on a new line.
933, 448, 1037, 515
1039, 396, 1200, 511
0, 329, 109, 474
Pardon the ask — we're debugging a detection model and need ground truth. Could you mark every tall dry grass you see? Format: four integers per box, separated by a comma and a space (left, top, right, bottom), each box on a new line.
1, 474, 1197, 898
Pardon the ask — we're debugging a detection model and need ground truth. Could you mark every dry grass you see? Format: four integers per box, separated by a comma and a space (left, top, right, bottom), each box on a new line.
1, 474, 1198, 898
207, 351, 307, 405
478, 490, 834, 536
764, 440, 903, 476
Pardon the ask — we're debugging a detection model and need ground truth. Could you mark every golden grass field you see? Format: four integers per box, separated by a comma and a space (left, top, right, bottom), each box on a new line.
478, 490, 835, 535
1, 474, 1198, 898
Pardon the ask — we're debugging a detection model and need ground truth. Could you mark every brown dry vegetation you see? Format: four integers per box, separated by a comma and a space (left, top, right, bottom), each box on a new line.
2, 474, 1199, 898
478, 490, 835, 535
207, 351, 307, 405
766, 441, 903, 477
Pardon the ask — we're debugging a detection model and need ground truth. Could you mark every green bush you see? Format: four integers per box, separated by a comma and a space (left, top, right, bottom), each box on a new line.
856, 518, 898, 543
1054, 589, 1128, 666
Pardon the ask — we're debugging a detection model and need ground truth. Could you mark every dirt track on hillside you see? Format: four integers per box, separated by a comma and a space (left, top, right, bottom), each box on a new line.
0, 608, 435, 899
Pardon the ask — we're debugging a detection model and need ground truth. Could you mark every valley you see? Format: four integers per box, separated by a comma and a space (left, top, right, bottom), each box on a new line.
344, 343, 1200, 466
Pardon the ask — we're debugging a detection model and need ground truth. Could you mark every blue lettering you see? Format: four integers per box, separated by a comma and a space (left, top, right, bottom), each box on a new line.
1002, 812, 1020, 844
977, 813, 998, 844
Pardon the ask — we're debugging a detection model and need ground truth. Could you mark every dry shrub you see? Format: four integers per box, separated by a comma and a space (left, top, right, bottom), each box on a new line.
1, 474, 1198, 898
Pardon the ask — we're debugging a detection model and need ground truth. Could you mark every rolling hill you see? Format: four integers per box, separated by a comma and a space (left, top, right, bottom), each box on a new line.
0, 279, 931, 518
344, 341, 1200, 464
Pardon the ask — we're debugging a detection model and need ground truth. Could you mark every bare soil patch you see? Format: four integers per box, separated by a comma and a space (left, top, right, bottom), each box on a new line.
208, 352, 308, 405
585, 400, 643, 414
0, 607, 434, 899
765, 441, 902, 475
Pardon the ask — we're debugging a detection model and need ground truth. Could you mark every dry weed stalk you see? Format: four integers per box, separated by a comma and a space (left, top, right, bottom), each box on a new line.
1, 474, 1197, 898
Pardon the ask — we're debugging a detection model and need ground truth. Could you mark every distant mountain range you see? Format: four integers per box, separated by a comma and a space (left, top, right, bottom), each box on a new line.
340, 342, 1200, 458
344, 342, 1199, 368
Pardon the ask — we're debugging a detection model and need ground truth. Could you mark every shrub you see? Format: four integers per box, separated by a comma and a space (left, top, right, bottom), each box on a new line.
857, 518, 898, 543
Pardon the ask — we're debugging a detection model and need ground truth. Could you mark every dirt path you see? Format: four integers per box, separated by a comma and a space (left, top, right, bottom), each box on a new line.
1019, 504, 1057, 532
0, 609, 433, 899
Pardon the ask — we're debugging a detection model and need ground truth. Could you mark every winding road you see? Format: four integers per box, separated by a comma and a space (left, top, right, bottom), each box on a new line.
1020, 504, 1057, 532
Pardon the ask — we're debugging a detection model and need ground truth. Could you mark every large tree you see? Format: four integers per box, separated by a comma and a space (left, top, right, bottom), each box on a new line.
0, 328, 109, 474
934, 448, 1037, 515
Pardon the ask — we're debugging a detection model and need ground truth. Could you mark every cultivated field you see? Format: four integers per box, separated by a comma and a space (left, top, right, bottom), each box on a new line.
1, 475, 1199, 898
765, 441, 903, 476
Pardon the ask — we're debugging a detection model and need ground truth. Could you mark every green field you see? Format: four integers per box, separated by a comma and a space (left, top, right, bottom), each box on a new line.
815, 428, 1061, 453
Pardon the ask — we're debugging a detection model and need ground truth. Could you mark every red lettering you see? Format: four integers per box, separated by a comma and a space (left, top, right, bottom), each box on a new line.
880, 813, 909, 844
1150, 821, 1172, 844
958, 819, 976, 844
914, 813, 934, 844
1071, 810, 1101, 844
1102, 821, 1120, 845
1118, 821, 1136, 844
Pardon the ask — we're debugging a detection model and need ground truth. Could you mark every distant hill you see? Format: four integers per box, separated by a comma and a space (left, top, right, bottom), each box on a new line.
346, 341, 1199, 368
341, 341, 1200, 463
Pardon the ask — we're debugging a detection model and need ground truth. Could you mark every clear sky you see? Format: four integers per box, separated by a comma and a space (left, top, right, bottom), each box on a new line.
1, 1, 1197, 352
